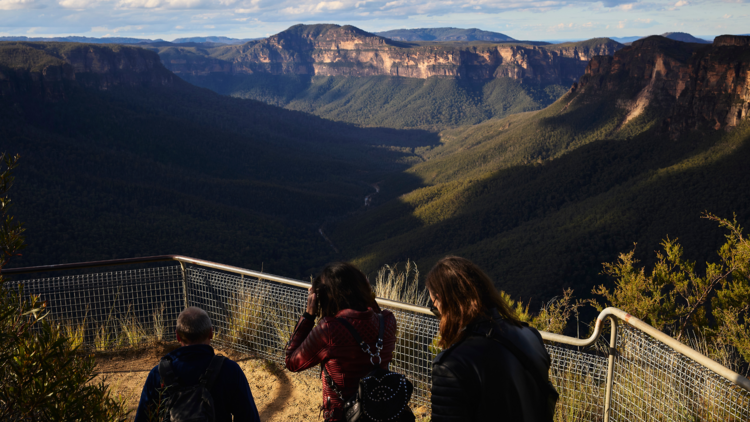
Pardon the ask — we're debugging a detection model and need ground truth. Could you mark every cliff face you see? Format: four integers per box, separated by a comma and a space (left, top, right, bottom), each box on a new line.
571, 35, 750, 136
161, 25, 622, 85
0, 42, 176, 99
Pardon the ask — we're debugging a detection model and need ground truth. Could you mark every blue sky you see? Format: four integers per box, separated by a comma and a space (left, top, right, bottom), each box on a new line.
1, 0, 747, 41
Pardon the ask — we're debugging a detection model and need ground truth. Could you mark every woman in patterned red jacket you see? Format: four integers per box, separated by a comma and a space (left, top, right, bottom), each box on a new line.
284, 262, 398, 421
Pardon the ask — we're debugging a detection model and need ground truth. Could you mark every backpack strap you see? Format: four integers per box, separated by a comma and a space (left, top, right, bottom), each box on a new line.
322, 363, 346, 402
158, 356, 180, 387
336, 317, 364, 345
199, 355, 226, 391
337, 313, 385, 366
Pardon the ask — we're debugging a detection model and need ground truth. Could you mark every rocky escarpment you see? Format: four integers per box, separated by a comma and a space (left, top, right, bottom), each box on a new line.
159, 24, 622, 85
0, 42, 175, 99
570, 35, 750, 137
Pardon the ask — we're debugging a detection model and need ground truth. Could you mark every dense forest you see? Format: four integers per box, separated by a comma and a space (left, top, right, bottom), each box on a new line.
328, 37, 750, 302
180, 73, 567, 130
0, 42, 436, 276
2, 37, 749, 307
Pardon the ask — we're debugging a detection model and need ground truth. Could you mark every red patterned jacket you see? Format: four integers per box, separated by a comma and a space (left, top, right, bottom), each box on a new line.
284, 307, 398, 421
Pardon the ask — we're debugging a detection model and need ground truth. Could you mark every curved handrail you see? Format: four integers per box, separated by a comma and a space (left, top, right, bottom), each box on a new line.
3, 255, 749, 392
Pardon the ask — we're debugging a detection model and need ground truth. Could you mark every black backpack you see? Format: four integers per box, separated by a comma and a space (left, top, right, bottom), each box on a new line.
157, 354, 226, 422
322, 313, 415, 422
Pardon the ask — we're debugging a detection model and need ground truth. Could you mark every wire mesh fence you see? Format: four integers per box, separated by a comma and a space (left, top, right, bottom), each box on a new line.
609, 325, 750, 422
181, 265, 439, 408
5, 265, 184, 349
548, 345, 609, 421
5, 260, 750, 420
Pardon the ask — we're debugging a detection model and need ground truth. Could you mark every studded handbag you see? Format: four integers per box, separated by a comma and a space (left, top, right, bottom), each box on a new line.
322, 313, 415, 422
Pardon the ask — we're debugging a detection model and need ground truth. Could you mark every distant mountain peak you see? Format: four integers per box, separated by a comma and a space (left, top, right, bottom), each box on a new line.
279, 23, 377, 39
374, 27, 515, 42
268, 23, 405, 48
659, 32, 711, 44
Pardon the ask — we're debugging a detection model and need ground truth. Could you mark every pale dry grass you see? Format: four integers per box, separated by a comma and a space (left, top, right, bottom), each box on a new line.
374, 260, 428, 307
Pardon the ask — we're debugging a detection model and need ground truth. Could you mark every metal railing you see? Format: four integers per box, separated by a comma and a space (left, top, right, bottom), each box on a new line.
3, 255, 750, 420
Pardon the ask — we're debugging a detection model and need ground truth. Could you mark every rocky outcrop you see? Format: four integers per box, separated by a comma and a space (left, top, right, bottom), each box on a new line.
570, 35, 750, 136
160, 24, 622, 85
0, 42, 175, 99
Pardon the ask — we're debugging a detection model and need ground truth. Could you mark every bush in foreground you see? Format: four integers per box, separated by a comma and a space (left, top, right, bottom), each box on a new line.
0, 153, 128, 421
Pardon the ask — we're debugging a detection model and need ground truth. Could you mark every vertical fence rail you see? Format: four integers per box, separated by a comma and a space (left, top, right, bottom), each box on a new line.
604, 317, 618, 422
3, 256, 750, 421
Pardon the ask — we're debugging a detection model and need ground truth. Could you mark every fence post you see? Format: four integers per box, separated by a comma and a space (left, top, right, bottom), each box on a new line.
179, 262, 189, 310
603, 316, 618, 422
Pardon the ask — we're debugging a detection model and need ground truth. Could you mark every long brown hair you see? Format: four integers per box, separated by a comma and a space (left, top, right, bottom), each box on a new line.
425, 256, 521, 349
312, 262, 377, 318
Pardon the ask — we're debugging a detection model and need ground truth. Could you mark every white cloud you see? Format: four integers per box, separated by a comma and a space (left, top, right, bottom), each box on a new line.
91, 25, 145, 33
315, 1, 345, 11
59, 0, 101, 9
2, 0, 747, 43
116, 0, 207, 9
0, 0, 43, 10
547, 20, 600, 32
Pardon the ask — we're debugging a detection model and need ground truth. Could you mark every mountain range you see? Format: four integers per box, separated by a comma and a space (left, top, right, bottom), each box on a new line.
147, 24, 621, 129
328, 35, 750, 299
2, 33, 749, 304
374, 28, 516, 42
610, 32, 713, 45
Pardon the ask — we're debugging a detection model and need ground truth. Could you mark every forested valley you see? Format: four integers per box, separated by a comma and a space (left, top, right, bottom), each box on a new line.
2, 35, 750, 309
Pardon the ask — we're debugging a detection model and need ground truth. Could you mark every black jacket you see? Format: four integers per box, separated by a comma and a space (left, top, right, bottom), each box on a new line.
431, 310, 552, 422
134, 344, 260, 422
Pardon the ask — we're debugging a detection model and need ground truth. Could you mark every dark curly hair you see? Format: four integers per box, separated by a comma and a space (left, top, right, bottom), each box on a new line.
312, 262, 377, 318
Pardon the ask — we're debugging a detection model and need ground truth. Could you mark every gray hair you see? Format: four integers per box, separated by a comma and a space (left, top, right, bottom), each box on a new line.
176, 307, 212, 343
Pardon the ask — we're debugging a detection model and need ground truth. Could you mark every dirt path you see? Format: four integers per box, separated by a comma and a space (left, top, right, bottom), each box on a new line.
94, 343, 321, 421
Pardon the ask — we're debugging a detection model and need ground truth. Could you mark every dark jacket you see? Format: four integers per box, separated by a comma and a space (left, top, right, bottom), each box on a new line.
431, 309, 552, 422
134, 344, 261, 422
285, 307, 398, 421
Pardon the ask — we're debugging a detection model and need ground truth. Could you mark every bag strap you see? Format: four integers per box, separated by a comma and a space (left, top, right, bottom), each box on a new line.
158, 356, 180, 387
322, 364, 346, 402
199, 355, 226, 391
337, 313, 385, 366
321, 313, 386, 401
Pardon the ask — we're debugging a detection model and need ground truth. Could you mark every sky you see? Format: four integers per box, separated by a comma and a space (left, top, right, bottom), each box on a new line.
0, 0, 748, 41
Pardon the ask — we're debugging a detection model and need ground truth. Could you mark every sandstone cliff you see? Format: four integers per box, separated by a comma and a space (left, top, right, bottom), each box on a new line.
570, 35, 750, 137
158, 24, 622, 85
0, 42, 175, 99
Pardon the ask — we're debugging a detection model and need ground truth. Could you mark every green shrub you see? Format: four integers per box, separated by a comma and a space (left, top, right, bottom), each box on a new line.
0, 153, 128, 421
592, 212, 750, 368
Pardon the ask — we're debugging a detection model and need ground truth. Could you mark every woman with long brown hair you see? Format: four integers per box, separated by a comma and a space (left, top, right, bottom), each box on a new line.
285, 262, 413, 422
426, 256, 556, 422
